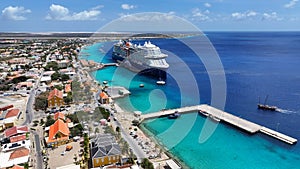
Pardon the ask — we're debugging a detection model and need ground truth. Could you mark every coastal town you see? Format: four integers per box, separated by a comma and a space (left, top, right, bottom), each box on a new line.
0, 34, 181, 169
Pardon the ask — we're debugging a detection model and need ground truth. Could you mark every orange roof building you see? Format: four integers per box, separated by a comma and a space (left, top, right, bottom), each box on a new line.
53, 112, 65, 121
46, 119, 70, 146
48, 88, 64, 108
99, 92, 109, 104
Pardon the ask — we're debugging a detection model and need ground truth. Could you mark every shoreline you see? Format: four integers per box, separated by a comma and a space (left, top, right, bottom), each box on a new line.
82, 63, 185, 168
80, 40, 189, 168
139, 122, 190, 169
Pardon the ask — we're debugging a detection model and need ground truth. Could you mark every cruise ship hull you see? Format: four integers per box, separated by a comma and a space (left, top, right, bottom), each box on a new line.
112, 52, 167, 80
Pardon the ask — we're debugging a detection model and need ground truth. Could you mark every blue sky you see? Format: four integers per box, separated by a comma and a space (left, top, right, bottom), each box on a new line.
0, 0, 299, 32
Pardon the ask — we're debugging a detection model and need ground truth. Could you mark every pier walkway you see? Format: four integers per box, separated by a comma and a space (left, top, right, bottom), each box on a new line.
102, 63, 119, 67
140, 104, 297, 145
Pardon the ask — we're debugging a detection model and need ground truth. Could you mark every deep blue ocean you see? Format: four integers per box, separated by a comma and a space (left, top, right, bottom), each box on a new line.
81, 32, 300, 169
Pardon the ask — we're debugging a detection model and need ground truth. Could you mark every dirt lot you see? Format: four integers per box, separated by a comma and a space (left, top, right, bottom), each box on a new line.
47, 141, 82, 168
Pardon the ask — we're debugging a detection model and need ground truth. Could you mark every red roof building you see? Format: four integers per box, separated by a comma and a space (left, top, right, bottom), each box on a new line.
0, 105, 13, 111
10, 134, 27, 143
9, 147, 30, 160
4, 126, 28, 138
5, 109, 20, 118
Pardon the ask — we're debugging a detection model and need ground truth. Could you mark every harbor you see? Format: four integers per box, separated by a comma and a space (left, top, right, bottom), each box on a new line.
141, 104, 297, 145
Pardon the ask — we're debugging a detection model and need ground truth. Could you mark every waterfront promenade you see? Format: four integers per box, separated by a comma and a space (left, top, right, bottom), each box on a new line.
141, 104, 297, 145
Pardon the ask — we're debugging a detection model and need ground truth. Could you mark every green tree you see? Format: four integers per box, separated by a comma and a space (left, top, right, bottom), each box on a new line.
35, 92, 49, 110
45, 61, 59, 71
45, 115, 55, 127
141, 158, 154, 169
70, 124, 83, 137
51, 72, 61, 81
66, 114, 79, 123
64, 92, 72, 104
94, 127, 99, 134
116, 126, 120, 133
54, 85, 63, 90
61, 74, 70, 81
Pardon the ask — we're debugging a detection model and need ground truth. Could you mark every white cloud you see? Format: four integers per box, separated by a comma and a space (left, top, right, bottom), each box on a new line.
284, 0, 299, 8
1, 6, 31, 20
119, 12, 175, 21
204, 3, 211, 8
231, 10, 258, 20
192, 8, 210, 21
46, 4, 101, 21
121, 4, 137, 10
262, 12, 282, 21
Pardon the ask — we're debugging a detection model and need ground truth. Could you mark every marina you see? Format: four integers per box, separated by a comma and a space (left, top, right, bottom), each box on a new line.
141, 104, 297, 145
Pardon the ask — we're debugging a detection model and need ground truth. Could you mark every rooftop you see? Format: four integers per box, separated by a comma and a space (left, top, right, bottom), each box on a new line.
48, 88, 63, 100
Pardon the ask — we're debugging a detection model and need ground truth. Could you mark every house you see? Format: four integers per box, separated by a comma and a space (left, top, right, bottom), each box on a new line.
48, 88, 64, 108
46, 119, 70, 147
5, 109, 20, 119
0, 108, 20, 130
90, 134, 121, 168
99, 92, 109, 104
0, 147, 30, 168
4, 125, 28, 138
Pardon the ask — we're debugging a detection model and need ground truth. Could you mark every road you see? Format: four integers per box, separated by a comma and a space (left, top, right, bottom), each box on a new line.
22, 70, 43, 125
114, 119, 147, 162
22, 90, 35, 125
33, 131, 43, 169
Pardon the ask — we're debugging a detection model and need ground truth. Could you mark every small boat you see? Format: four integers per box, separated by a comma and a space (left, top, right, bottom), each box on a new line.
257, 104, 277, 111
156, 81, 166, 85
257, 95, 277, 111
139, 84, 144, 88
198, 109, 209, 116
103, 81, 108, 84
168, 111, 181, 119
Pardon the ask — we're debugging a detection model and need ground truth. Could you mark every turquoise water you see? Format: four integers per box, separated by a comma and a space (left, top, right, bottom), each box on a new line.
81, 34, 300, 169
144, 113, 300, 169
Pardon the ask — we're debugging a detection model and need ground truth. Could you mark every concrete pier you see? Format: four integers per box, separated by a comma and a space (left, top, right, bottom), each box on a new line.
141, 104, 297, 145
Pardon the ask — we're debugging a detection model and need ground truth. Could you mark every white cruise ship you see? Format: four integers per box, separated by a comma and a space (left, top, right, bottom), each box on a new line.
112, 40, 169, 80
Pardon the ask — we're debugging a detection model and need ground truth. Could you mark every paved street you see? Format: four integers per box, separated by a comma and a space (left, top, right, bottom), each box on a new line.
113, 119, 147, 162
33, 131, 43, 169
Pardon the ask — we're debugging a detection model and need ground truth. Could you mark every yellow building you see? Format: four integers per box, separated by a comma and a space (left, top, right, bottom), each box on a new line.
91, 134, 121, 167
48, 88, 64, 107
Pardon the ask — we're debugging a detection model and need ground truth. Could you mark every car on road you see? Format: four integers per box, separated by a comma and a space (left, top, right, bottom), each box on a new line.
60, 151, 66, 156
